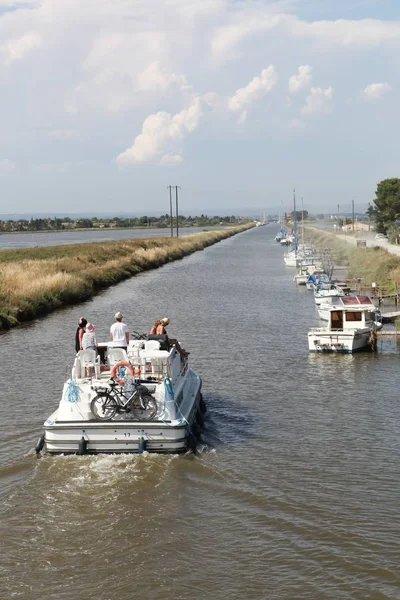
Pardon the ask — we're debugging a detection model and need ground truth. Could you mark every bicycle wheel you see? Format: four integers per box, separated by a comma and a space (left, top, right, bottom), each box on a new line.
90, 393, 118, 421
131, 390, 157, 421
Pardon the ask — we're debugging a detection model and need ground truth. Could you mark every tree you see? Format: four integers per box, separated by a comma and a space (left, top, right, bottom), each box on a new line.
370, 178, 400, 233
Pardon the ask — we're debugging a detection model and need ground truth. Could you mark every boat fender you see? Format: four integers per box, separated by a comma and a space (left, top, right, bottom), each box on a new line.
138, 437, 147, 454
199, 394, 207, 415
195, 410, 204, 428
111, 361, 135, 385
78, 436, 87, 456
164, 377, 174, 400
35, 432, 45, 456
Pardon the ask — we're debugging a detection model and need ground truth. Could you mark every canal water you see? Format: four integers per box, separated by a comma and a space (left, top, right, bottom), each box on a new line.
0, 226, 223, 249
0, 226, 399, 599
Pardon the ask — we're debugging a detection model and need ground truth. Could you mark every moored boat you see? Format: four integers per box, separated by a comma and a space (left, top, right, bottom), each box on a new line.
314, 283, 346, 305
308, 305, 378, 353
317, 295, 382, 329
38, 335, 204, 455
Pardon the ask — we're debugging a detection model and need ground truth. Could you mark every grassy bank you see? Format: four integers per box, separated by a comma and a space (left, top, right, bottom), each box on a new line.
0, 225, 253, 330
306, 227, 400, 289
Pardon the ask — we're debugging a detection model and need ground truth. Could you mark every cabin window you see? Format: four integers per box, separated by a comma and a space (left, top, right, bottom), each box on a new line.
345, 311, 362, 322
331, 311, 343, 328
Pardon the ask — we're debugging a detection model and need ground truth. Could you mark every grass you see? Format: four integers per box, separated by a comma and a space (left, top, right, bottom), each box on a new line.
0, 225, 253, 329
306, 227, 400, 290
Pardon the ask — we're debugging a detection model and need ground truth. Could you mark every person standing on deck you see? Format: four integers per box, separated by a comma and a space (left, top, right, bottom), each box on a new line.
75, 317, 87, 353
109, 312, 130, 350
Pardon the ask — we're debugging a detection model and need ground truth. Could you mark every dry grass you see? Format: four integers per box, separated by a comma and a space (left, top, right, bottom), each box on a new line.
306, 227, 400, 289
0, 225, 252, 329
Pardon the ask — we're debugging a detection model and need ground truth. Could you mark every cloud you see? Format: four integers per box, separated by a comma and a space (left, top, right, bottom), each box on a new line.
1, 32, 41, 64
137, 61, 188, 92
0, 158, 16, 174
363, 82, 392, 101
301, 86, 334, 115
288, 65, 312, 94
228, 65, 277, 122
115, 96, 204, 165
211, 12, 400, 62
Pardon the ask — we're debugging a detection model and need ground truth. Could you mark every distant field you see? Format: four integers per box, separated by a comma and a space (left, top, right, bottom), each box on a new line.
0, 225, 253, 329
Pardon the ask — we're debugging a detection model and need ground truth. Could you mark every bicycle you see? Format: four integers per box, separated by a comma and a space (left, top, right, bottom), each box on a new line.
90, 378, 157, 421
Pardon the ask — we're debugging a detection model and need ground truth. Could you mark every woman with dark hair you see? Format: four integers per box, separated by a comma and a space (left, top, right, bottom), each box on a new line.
75, 317, 87, 353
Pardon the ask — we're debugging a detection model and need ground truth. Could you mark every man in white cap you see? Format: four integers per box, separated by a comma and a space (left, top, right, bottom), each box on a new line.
109, 311, 130, 349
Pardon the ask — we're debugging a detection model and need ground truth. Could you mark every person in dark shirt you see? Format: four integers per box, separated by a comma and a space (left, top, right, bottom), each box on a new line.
75, 317, 87, 353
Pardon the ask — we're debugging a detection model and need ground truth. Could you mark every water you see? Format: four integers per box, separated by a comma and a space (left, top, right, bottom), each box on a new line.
0, 226, 399, 599
0, 227, 223, 249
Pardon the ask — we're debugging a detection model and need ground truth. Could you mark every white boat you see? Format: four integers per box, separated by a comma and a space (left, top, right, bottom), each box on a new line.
317, 295, 382, 329
38, 336, 204, 455
308, 305, 378, 353
306, 273, 330, 291
293, 258, 324, 285
314, 284, 346, 305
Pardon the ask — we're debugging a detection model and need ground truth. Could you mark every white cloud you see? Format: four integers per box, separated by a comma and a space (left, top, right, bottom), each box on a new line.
0, 158, 16, 174
363, 82, 392, 101
115, 96, 204, 165
228, 66, 277, 122
289, 65, 312, 94
1, 32, 41, 64
301, 86, 334, 115
212, 13, 400, 62
137, 61, 188, 92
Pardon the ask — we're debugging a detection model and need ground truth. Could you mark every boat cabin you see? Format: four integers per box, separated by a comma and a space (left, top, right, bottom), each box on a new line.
327, 306, 376, 331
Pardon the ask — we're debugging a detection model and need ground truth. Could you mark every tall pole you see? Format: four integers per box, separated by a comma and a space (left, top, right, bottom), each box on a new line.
293, 188, 297, 254
168, 185, 173, 237
175, 186, 180, 238
352, 199, 355, 232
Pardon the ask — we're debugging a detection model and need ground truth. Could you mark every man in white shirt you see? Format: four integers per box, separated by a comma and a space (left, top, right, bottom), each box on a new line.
109, 312, 130, 349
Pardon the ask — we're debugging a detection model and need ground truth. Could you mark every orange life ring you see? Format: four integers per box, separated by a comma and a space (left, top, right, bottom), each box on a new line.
111, 361, 135, 385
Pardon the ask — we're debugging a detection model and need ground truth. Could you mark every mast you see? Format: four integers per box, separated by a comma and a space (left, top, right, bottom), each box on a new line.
293, 188, 298, 255
301, 197, 304, 248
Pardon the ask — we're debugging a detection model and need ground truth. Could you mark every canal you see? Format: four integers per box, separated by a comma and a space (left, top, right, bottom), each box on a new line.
0, 225, 399, 599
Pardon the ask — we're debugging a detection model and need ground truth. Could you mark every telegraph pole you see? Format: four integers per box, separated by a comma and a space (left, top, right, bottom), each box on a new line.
352, 199, 355, 232
175, 186, 181, 237
167, 185, 173, 237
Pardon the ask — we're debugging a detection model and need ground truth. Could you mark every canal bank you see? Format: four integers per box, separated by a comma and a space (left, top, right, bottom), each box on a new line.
306, 226, 400, 291
0, 224, 252, 330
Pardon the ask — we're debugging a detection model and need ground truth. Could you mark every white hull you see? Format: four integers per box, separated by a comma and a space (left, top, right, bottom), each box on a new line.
308, 329, 372, 353
314, 293, 342, 306
284, 255, 297, 267
294, 274, 308, 285
41, 340, 204, 455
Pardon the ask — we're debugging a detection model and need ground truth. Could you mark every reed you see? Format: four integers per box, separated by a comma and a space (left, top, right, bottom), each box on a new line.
0, 225, 253, 329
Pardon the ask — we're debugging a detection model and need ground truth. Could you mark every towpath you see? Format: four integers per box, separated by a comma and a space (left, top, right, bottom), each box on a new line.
337, 234, 400, 256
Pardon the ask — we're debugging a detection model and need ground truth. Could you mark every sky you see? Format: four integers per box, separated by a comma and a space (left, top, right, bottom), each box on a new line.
0, 0, 399, 216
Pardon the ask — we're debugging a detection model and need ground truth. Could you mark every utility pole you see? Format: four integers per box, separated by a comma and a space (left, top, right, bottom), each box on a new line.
167, 185, 174, 237
175, 186, 181, 238
352, 199, 355, 232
